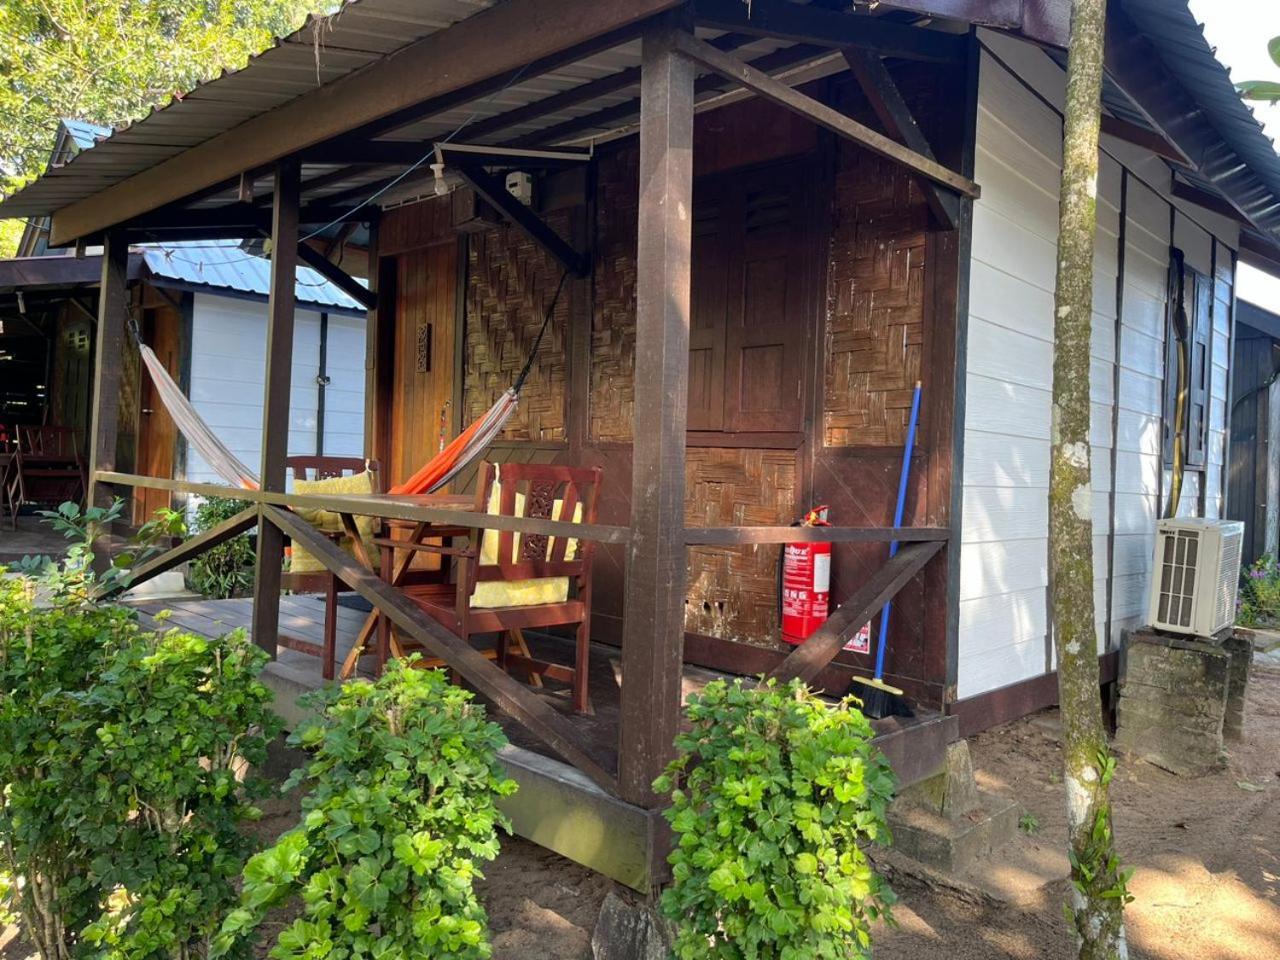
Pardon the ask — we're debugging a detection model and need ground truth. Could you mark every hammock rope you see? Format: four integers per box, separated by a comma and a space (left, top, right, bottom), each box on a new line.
128, 268, 569, 496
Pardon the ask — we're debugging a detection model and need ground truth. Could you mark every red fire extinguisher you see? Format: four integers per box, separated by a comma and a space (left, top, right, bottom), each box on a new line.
781, 505, 831, 645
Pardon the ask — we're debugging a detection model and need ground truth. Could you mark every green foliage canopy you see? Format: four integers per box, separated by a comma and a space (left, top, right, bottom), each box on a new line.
0, 0, 328, 253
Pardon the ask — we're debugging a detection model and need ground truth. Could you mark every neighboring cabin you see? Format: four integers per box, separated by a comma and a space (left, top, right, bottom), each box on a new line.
1, 121, 367, 522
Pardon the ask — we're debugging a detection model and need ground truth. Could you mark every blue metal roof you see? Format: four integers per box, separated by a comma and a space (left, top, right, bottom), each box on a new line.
140, 240, 365, 313
62, 119, 112, 152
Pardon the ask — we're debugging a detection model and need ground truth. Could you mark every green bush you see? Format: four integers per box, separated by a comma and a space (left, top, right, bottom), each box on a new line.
0, 503, 278, 960
214, 660, 518, 960
188, 498, 257, 599
654, 678, 898, 960
1238, 553, 1280, 627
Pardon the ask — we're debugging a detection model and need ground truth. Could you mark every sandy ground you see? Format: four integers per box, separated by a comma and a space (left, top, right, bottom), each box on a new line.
3, 666, 1278, 960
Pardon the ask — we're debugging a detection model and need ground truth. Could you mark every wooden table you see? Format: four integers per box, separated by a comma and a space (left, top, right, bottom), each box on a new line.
331, 492, 476, 679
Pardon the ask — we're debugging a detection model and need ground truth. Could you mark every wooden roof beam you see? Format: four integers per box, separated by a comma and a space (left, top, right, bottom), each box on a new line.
48, 0, 683, 246
453, 163, 590, 277
843, 48, 960, 229
693, 0, 967, 63
517, 40, 827, 148
673, 32, 980, 198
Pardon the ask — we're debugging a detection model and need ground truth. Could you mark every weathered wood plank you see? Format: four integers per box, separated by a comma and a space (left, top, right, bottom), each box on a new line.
266, 505, 617, 792
251, 161, 300, 658
768, 539, 944, 685
617, 17, 696, 808
671, 32, 980, 198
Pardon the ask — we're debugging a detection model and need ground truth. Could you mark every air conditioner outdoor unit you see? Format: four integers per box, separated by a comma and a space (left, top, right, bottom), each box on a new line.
1148, 518, 1244, 637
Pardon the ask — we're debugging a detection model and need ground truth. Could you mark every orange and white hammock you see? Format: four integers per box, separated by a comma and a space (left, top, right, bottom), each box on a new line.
134, 270, 565, 496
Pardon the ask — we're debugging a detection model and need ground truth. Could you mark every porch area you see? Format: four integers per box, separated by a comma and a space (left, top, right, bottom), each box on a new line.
128, 591, 957, 890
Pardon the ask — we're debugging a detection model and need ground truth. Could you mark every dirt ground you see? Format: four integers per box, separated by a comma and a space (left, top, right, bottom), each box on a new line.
2, 665, 1277, 960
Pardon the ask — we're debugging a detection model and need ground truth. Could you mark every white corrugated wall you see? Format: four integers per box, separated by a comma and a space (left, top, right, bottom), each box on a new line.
957, 35, 1238, 700
185, 294, 366, 491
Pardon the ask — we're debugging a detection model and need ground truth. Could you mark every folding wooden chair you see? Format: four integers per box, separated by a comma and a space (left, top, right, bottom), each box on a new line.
4, 426, 86, 530
279, 456, 380, 680
380, 462, 602, 714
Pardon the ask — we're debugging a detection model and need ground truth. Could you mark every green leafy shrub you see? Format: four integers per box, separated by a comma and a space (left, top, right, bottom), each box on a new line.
188, 497, 256, 599
214, 660, 518, 960
1238, 553, 1280, 627
0, 503, 278, 960
654, 678, 897, 960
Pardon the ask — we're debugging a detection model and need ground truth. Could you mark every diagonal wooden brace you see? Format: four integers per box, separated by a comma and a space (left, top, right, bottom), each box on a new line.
842, 48, 961, 230
267, 505, 617, 793
768, 539, 945, 685
672, 31, 980, 200
98, 506, 258, 600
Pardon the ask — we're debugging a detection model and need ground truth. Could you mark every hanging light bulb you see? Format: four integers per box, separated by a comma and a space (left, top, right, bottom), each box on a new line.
431, 161, 448, 197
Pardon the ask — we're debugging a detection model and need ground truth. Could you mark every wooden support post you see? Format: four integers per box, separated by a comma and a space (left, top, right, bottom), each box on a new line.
87, 231, 129, 512
86, 231, 130, 571
251, 160, 300, 657
618, 17, 695, 807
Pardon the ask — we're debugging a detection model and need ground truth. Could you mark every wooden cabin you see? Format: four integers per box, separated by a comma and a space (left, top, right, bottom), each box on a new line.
4, 0, 1280, 890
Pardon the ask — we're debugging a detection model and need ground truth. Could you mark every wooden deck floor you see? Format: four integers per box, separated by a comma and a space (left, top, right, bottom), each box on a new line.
129, 592, 956, 787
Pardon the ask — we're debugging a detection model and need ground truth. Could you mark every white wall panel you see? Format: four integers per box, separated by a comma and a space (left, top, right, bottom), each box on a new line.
186, 294, 366, 493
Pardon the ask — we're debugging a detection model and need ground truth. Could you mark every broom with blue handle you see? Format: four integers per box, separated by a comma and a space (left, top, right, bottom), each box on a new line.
852, 380, 921, 719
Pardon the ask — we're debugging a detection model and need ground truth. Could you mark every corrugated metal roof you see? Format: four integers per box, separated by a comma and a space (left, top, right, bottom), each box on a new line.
62, 119, 112, 152
140, 240, 365, 312
5, 0, 1277, 248
1118, 0, 1280, 240
0, 0, 497, 219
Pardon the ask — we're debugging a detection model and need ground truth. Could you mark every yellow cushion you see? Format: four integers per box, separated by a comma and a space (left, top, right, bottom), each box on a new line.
471, 482, 582, 609
290, 469, 377, 574
293, 469, 376, 537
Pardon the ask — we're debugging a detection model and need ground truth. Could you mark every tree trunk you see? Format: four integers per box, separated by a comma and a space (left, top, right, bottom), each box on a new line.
1049, 1, 1130, 958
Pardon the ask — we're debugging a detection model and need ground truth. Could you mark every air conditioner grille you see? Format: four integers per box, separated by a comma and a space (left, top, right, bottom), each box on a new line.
1215, 526, 1243, 631
1156, 529, 1199, 628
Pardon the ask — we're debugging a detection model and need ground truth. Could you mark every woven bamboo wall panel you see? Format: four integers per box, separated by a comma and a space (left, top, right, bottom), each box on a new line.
685, 448, 797, 646
464, 216, 570, 442
823, 145, 928, 447
590, 148, 639, 443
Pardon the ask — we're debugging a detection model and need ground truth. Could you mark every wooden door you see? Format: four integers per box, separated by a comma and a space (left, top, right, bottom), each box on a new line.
390, 241, 458, 485
134, 305, 181, 524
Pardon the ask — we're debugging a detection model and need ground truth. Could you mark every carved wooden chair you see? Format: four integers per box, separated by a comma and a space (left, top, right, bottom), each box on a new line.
279, 455, 380, 680
378, 462, 601, 714
4, 425, 86, 530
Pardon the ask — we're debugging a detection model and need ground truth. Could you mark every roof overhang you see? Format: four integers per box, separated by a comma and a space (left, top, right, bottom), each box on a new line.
4, 0, 1278, 255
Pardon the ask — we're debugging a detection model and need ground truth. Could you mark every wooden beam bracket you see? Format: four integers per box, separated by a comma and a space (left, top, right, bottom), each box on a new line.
672, 32, 980, 200
768, 539, 945, 685
296, 242, 376, 309
453, 164, 590, 277
99, 507, 257, 599
842, 48, 960, 229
